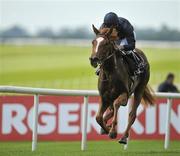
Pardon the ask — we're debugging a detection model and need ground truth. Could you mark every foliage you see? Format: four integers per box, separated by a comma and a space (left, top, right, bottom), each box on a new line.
0, 25, 180, 41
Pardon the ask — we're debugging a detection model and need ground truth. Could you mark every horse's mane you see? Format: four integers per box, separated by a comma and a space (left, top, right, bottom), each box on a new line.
99, 28, 109, 34
99, 28, 119, 40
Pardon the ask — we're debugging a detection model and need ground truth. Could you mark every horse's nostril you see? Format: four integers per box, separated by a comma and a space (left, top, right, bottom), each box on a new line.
89, 57, 98, 62
93, 57, 99, 62
89, 57, 93, 61
89, 57, 99, 68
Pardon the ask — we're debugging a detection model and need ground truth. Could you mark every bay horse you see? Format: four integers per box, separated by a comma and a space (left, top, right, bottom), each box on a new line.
89, 25, 155, 144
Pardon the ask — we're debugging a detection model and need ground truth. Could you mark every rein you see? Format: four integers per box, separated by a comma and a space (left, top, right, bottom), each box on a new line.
98, 41, 119, 81
98, 41, 119, 68
99, 52, 114, 65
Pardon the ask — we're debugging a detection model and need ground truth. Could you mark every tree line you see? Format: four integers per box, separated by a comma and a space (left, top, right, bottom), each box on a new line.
0, 25, 180, 41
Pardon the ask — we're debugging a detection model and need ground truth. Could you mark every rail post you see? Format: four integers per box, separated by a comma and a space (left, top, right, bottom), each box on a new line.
81, 96, 89, 151
32, 94, 39, 151
124, 98, 132, 150
164, 98, 172, 149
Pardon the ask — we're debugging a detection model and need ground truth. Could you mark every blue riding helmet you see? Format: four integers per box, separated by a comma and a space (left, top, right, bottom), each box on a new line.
104, 12, 119, 27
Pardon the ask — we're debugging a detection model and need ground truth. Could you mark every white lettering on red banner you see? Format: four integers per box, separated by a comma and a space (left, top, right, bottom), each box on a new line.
0, 96, 180, 141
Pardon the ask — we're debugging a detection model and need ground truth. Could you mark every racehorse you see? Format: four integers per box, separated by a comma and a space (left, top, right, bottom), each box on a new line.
89, 25, 155, 144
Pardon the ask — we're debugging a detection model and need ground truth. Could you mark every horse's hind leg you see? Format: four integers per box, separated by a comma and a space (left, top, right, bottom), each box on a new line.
96, 101, 110, 134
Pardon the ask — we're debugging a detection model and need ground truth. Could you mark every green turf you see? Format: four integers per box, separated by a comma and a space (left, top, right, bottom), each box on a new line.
0, 45, 180, 156
0, 45, 180, 90
0, 140, 180, 156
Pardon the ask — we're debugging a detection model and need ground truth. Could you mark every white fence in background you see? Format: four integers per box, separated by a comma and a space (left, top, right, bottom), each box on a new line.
0, 85, 180, 151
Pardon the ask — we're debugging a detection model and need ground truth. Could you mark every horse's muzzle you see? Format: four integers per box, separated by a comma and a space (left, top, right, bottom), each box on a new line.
89, 57, 99, 68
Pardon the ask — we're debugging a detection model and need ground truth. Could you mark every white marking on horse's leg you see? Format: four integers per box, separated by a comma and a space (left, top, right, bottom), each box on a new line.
95, 37, 104, 53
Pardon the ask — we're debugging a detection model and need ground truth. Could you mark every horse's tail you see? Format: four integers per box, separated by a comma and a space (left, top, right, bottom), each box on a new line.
142, 84, 155, 106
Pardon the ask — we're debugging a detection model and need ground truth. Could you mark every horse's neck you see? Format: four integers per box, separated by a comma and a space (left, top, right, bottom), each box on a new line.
116, 54, 129, 76
102, 57, 114, 73
102, 53, 127, 76
102, 53, 130, 90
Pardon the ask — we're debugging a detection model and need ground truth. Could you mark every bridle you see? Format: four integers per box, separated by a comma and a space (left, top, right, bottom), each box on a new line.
93, 35, 121, 81
95, 35, 116, 66
99, 52, 114, 65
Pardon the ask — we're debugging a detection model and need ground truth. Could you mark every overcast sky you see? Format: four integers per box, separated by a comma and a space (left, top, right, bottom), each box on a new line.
1, 0, 180, 33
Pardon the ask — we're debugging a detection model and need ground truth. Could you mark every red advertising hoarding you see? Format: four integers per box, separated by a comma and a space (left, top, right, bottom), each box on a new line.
0, 96, 180, 141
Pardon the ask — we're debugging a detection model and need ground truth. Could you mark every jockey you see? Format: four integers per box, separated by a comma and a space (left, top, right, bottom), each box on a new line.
96, 12, 144, 76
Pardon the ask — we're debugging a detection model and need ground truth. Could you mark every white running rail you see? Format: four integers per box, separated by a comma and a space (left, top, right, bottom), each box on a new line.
0, 85, 180, 151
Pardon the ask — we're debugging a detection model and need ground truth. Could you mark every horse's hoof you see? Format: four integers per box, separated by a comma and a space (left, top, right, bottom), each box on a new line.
108, 132, 117, 139
100, 128, 108, 135
118, 137, 127, 144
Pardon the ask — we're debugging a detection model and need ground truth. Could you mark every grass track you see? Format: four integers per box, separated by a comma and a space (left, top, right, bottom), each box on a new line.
0, 140, 180, 156
0, 45, 180, 89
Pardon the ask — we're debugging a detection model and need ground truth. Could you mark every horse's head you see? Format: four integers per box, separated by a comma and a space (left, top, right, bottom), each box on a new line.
89, 25, 114, 68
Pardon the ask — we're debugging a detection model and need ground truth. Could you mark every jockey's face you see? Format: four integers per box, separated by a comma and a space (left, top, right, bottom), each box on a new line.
111, 28, 119, 40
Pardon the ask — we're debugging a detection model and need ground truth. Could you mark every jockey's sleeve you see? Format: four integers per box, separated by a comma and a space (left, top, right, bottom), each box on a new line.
123, 34, 135, 51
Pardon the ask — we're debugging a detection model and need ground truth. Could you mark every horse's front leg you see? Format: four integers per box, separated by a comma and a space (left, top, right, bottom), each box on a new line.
119, 93, 142, 144
100, 107, 114, 135
109, 93, 128, 139
96, 101, 110, 134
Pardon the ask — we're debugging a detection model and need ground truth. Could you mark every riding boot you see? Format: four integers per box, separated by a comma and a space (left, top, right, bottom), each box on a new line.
125, 50, 144, 75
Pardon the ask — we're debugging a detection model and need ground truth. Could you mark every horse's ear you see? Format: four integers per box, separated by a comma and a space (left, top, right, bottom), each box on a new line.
106, 26, 113, 37
92, 24, 99, 35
